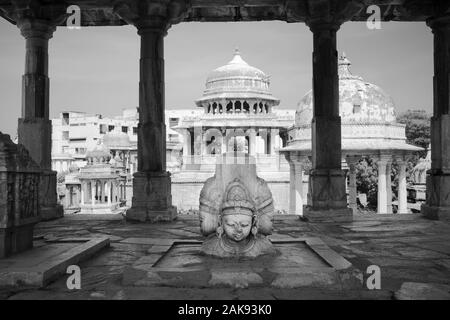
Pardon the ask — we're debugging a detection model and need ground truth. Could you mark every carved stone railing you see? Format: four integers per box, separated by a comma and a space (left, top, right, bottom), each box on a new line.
0, 132, 41, 258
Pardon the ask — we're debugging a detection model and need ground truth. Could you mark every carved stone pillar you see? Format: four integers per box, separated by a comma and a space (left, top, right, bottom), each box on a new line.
80, 181, 85, 206
249, 128, 257, 156
377, 155, 390, 214
270, 128, 278, 155
386, 161, 393, 214
422, 15, 450, 220
115, 1, 184, 222
106, 182, 111, 206
397, 158, 408, 214
16, 18, 63, 221
303, 20, 351, 222
182, 129, 191, 168
285, 152, 307, 216
91, 182, 95, 206
346, 156, 359, 214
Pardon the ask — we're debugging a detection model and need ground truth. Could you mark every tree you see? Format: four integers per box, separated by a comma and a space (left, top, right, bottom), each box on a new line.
397, 109, 431, 158
355, 109, 431, 209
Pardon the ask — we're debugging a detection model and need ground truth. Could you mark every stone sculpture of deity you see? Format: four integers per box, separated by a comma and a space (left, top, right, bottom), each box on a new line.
199, 153, 276, 258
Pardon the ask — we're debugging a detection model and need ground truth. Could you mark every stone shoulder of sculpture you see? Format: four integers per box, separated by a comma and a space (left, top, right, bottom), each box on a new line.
199, 155, 276, 258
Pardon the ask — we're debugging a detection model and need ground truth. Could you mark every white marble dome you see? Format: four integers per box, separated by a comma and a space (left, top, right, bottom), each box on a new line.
196, 48, 279, 106
102, 132, 131, 149
295, 53, 397, 126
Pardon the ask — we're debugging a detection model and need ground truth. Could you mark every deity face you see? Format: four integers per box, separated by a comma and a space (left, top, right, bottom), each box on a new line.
222, 214, 253, 242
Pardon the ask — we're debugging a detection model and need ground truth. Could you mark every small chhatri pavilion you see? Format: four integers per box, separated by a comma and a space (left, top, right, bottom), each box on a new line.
77, 143, 127, 214
282, 53, 423, 216
173, 49, 294, 211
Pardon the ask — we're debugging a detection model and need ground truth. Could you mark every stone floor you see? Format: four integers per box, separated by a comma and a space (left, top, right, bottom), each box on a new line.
1, 212, 450, 300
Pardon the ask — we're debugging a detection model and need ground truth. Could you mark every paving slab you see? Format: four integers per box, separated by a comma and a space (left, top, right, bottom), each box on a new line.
0, 237, 110, 287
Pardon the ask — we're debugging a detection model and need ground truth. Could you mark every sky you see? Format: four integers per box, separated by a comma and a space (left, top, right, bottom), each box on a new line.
0, 18, 433, 137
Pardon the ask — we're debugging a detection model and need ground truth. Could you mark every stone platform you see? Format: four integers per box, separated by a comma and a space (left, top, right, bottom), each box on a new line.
121, 237, 361, 290
1, 213, 450, 300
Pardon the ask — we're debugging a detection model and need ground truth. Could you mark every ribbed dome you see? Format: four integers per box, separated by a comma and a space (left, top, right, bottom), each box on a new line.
296, 53, 397, 126
102, 132, 131, 149
206, 48, 267, 83
196, 48, 279, 106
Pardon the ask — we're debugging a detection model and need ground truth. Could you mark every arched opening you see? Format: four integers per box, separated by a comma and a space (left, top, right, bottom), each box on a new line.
243, 101, 250, 113
226, 101, 233, 113
235, 101, 242, 113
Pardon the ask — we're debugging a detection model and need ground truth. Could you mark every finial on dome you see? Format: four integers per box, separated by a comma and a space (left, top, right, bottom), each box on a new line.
339, 52, 351, 66
338, 51, 360, 80
229, 47, 247, 65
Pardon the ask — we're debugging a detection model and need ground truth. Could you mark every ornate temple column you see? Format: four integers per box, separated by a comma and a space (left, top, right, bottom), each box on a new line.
270, 128, 279, 155
377, 155, 390, 214
91, 182, 95, 206
303, 19, 352, 222
285, 153, 306, 215
346, 156, 359, 214
422, 15, 450, 220
114, 0, 185, 222
386, 160, 393, 213
182, 129, 191, 168
106, 182, 111, 206
221, 129, 227, 154
15, 17, 63, 220
397, 158, 408, 214
80, 182, 85, 206
249, 128, 257, 156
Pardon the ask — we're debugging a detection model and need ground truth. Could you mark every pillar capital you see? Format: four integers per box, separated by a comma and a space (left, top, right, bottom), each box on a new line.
376, 154, 392, 165
114, 0, 189, 35
3, 0, 67, 40
304, 0, 364, 32
345, 155, 360, 167
16, 19, 57, 40
427, 14, 450, 31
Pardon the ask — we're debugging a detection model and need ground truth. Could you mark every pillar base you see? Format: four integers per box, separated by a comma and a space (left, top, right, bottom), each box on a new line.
126, 171, 177, 223
421, 172, 450, 221
421, 204, 450, 221
308, 169, 348, 210
0, 223, 35, 258
40, 170, 64, 221
303, 207, 353, 223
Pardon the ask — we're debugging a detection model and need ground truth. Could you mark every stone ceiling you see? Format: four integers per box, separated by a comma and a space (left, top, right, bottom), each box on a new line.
0, 0, 446, 27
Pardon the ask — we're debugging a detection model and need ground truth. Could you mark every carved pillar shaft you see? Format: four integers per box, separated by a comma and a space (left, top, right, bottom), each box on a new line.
16, 19, 63, 220
294, 161, 304, 216
346, 157, 359, 214
17, 20, 55, 170
137, 27, 166, 172
398, 160, 408, 214
126, 16, 176, 222
377, 158, 388, 214
303, 22, 351, 222
249, 128, 257, 156
422, 15, 450, 220
386, 161, 393, 214
289, 161, 296, 214
80, 181, 85, 205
